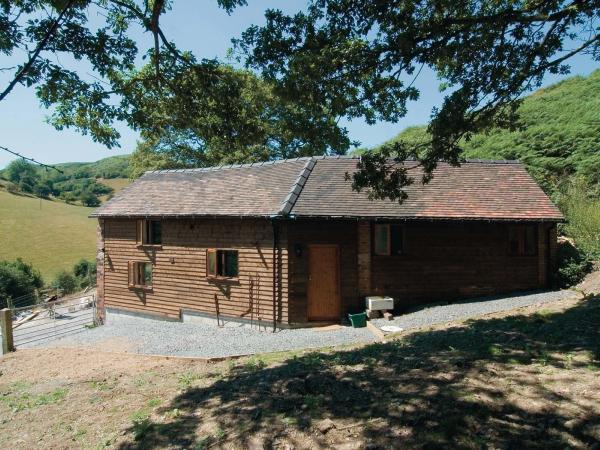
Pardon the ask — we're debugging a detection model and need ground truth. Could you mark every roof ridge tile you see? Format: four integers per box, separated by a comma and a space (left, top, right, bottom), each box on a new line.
278, 158, 317, 215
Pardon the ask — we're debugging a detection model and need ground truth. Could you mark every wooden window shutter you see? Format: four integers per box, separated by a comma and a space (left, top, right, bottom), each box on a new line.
136, 220, 143, 245
206, 249, 217, 276
128, 261, 136, 287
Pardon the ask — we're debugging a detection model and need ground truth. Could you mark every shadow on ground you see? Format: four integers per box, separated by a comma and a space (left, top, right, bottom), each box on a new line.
119, 295, 600, 449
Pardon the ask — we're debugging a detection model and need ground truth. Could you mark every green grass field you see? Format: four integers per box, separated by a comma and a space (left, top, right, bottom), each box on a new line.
98, 177, 130, 193
0, 190, 97, 282
98, 177, 130, 202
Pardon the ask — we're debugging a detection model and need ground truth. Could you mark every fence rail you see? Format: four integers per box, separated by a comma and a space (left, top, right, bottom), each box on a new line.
1, 292, 97, 354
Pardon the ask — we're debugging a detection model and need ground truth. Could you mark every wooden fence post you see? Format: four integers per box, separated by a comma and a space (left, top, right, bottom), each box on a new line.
0, 308, 15, 355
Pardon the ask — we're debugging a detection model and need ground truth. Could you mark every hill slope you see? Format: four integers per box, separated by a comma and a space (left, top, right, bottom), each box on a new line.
53, 154, 131, 179
0, 190, 97, 281
376, 70, 600, 193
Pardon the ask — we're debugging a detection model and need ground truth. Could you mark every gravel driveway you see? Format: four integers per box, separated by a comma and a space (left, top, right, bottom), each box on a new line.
372, 289, 578, 332
29, 315, 377, 358
25, 288, 579, 358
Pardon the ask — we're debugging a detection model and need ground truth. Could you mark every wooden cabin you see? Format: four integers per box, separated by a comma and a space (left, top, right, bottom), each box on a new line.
92, 157, 563, 327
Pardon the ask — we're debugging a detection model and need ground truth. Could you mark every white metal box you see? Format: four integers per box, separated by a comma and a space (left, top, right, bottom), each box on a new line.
365, 296, 394, 311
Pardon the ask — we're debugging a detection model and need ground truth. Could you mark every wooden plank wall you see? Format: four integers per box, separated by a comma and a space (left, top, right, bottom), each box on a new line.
287, 220, 360, 322
102, 218, 287, 322
369, 221, 554, 310
287, 220, 556, 317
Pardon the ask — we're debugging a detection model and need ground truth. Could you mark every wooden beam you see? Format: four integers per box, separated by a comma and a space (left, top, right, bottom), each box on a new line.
0, 308, 14, 355
357, 221, 372, 296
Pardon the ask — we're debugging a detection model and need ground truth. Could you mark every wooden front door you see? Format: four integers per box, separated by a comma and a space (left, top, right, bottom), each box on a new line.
307, 245, 340, 321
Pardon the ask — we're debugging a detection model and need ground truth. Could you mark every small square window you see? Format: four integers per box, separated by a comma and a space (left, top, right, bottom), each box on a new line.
207, 249, 239, 278
137, 219, 162, 246
128, 261, 152, 288
374, 224, 403, 256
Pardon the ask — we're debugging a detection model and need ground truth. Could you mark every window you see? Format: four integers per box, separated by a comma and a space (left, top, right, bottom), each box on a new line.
206, 249, 239, 278
373, 224, 403, 256
136, 219, 162, 246
508, 225, 537, 256
128, 261, 152, 288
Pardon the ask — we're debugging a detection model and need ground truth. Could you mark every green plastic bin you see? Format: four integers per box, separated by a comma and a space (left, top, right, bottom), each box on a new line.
348, 312, 367, 328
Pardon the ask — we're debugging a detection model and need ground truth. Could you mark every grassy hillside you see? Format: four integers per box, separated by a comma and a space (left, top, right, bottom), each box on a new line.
376, 70, 600, 194
0, 155, 131, 282
53, 154, 131, 179
98, 177, 130, 192
0, 154, 132, 207
0, 190, 96, 281
97, 177, 130, 202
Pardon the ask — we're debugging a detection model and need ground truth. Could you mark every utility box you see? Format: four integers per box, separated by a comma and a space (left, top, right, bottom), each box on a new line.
365, 296, 394, 311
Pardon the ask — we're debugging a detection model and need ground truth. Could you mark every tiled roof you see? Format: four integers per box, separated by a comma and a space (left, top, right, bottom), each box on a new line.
91, 156, 564, 221
91, 159, 309, 217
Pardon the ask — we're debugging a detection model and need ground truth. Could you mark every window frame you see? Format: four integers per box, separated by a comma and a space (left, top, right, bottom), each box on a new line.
128, 260, 153, 289
136, 219, 162, 247
508, 225, 538, 257
373, 223, 404, 256
206, 248, 239, 279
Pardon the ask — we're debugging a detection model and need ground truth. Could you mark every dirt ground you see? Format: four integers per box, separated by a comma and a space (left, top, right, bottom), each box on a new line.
577, 262, 600, 295
1, 283, 599, 449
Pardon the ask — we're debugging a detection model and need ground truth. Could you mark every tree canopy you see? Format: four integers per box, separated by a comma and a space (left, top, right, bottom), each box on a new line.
127, 63, 350, 176
1, 0, 349, 168
237, 0, 600, 201
376, 69, 600, 195
1, 1, 598, 187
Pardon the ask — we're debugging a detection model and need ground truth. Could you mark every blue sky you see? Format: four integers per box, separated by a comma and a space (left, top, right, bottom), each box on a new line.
0, 1, 597, 168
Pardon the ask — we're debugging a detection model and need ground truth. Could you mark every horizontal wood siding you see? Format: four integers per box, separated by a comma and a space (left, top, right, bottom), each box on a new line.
102, 217, 556, 324
370, 221, 553, 310
103, 218, 288, 322
287, 220, 555, 318
287, 220, 359, 322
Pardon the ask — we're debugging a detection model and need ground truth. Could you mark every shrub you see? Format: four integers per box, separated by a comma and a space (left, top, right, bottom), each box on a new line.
33, 183, 52, 198
5, 159, 38, 185
52, 271, 78, 295
557, 178, 600, 259
58, 191, 77, 204
73, 259, 96, 289
0, 259, 44, 308
555, 240, 593, 288
79, 191, 101, 207
18, 179, 34, 193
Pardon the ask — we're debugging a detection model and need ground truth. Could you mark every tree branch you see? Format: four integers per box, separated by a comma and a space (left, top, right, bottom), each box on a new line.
0, 0, 75, 103
150, 0, 164, 83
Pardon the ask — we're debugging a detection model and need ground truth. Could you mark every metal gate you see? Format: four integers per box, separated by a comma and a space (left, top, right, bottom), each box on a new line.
10, 293, 97, 348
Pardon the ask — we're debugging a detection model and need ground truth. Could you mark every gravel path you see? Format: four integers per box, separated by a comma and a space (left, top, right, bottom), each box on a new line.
30, 315, 377, 358
372, 289, 578, 332
25, 289, 579, 358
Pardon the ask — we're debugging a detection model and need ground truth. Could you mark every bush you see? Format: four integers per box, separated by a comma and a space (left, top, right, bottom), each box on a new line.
0, 259, 44, 308
18, 179, 34, 193
555, 240, 593, 288
557, 178, 600, 259
33, 182, 52, 198
52, 271, 78, 295
59, 191, 77, 204
73, 259, 96, 289
5, 159, 38, 185
79, 191, 101, 207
